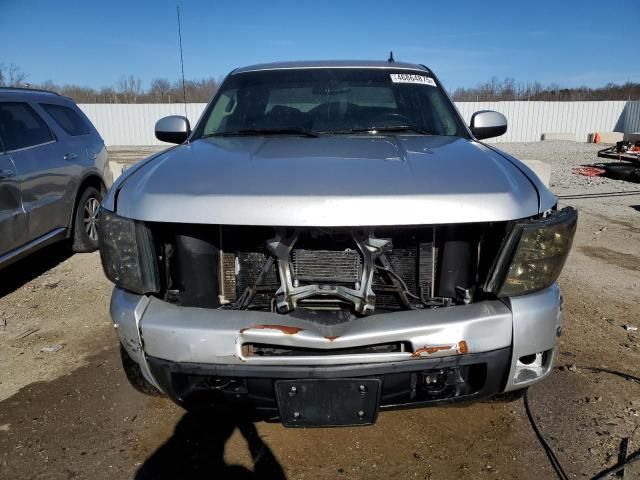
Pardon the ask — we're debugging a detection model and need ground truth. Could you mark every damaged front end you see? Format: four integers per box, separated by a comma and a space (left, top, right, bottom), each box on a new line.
101, 207, 576, 421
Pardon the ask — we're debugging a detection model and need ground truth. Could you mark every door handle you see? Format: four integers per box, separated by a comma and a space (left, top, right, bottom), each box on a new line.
0, 169, 15, 179
63, 153, 78, 161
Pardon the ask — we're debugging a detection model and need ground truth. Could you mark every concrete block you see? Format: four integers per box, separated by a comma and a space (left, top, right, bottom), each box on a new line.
590, 132, 624, 144
521, 159, 551, 187
107, 161, 130, 182
541, 133, 576, 141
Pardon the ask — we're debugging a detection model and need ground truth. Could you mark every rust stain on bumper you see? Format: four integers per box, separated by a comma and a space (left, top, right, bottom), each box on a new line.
411, 340, 468, 358
411, 345, 451, 357
324, 336, 340, 341
239, 324, 304, 335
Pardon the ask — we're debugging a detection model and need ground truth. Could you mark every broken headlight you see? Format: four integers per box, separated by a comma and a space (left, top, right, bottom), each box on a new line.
98, 208, 160, 294
486, 207, 577, 297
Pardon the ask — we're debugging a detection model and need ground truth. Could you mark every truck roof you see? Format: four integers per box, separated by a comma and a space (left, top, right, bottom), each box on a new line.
232, 60, 431, 75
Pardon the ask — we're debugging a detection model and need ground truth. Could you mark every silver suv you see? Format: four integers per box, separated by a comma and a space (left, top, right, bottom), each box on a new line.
100, 61, 576, 427
0, 88, 110, 268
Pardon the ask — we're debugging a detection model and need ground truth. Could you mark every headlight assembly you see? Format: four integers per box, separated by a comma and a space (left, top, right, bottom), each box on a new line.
98, 208, 160, 294
485, 207, 577, 297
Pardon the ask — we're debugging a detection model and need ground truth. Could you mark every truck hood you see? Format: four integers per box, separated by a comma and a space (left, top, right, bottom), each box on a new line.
112, 135, 542, 226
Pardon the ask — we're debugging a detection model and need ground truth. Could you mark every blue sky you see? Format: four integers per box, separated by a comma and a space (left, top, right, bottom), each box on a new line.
1, 0, 638, 91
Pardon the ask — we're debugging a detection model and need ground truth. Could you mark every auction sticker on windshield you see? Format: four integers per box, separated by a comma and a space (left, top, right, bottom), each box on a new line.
390, 74, 436, 86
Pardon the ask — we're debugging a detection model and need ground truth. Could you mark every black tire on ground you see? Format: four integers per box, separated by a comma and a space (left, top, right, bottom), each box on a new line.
72, 186, 103, 252
119, 344, 164, 397
602, 165, 638, 181
486, 387, 529, 403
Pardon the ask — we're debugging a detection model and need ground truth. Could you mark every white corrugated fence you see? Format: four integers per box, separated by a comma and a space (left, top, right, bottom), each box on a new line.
78, 100, 640, 146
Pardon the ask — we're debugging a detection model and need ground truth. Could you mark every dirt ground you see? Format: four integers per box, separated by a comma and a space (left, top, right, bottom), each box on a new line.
1, 142, 639, 479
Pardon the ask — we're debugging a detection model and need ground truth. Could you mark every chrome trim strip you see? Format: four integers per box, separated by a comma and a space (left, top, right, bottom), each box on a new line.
4, 139, 57, 154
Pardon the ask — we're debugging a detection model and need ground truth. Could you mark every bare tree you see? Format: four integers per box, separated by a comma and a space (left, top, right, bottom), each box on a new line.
451, 77, 640, 101
116, 75, 142, 103
501, 77, 517, 100
0, 63, 28, 87
39, 80, 58, 92
178, 77, 219, 103
149, 78, 172, 102
98, 86, 119, 103
8, 64, 28, 86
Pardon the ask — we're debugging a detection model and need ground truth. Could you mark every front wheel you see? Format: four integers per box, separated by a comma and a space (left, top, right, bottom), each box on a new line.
120, 344, 164, 397
72, 186, 102, 252
486, 387, 529, 403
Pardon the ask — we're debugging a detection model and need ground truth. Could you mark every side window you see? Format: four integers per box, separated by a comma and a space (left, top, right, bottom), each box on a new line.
0, 102, 55, 151
41, 103, 92, 136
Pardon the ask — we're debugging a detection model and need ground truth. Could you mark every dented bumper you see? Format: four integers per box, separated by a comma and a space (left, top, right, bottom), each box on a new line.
111, 283, 562, 405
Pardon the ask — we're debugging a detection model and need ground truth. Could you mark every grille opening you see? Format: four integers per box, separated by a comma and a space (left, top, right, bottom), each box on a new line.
152, 222, 505, 318
222, 226, 441, 313
242, 341, 412, 358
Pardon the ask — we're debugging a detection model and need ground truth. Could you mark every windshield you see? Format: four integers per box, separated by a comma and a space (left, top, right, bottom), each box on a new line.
196, 68, 466, 138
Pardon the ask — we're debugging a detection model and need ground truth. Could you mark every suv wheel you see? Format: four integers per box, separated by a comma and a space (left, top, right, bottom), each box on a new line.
72, 186, 102, 252
120, 345, 164, 397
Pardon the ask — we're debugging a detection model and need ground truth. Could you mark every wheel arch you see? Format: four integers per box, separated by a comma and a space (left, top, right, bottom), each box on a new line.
67, 172, 107, 236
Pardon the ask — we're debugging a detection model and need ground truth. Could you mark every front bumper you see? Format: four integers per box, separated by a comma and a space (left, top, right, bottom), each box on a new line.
111, 284, 562, 410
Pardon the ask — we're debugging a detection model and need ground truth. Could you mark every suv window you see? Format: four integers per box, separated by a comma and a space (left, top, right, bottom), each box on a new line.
41, 103, 92, 136
0, 102, 55, 151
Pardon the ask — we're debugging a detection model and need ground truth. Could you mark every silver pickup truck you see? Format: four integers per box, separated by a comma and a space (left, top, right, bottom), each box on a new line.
99, 60, 576, 427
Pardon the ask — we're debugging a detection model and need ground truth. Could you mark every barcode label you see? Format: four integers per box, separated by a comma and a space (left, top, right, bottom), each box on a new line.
390, 74, 436, 86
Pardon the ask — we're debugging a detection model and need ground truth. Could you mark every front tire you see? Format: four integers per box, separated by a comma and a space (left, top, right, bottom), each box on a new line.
487, 387, 529, 403
120, 344, 164, 397
72, 186, 102, 252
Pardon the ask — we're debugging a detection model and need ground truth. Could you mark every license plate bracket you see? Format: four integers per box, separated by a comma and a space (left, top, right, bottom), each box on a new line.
275, 378, 381, 427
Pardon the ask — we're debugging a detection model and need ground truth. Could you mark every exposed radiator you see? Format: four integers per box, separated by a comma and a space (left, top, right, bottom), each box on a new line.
374, 236, 437, 308
219, 227, 437, 311
219, 252, 236, 302
292, 248, 361, 284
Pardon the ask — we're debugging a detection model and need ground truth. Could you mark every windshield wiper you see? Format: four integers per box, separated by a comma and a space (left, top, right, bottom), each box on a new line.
332, 125, 433, 135
204, 127, 319, 138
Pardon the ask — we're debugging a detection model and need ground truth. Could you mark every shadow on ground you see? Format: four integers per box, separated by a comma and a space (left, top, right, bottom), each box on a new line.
0, 241, 73, 298
135, 408, 286, 480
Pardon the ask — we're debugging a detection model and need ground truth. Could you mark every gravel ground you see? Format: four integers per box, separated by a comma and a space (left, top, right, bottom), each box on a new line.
1, 141, 639, 479
500, 141, 640, 223
501, 141, 639, 194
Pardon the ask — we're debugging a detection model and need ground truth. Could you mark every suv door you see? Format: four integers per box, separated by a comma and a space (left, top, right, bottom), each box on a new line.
0, 101, 76, 242
0, 139, 25, 256
39, 102, 99, 174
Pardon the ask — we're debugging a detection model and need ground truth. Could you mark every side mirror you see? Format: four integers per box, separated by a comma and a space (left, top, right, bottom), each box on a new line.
470, 111, 507, 140
155, 115, 191, 144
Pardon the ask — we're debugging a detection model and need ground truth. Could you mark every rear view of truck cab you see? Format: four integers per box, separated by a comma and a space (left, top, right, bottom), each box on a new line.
99, 60, 576, 427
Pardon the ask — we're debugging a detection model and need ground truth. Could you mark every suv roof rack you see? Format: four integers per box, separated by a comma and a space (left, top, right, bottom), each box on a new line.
0, 86, 60, 96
